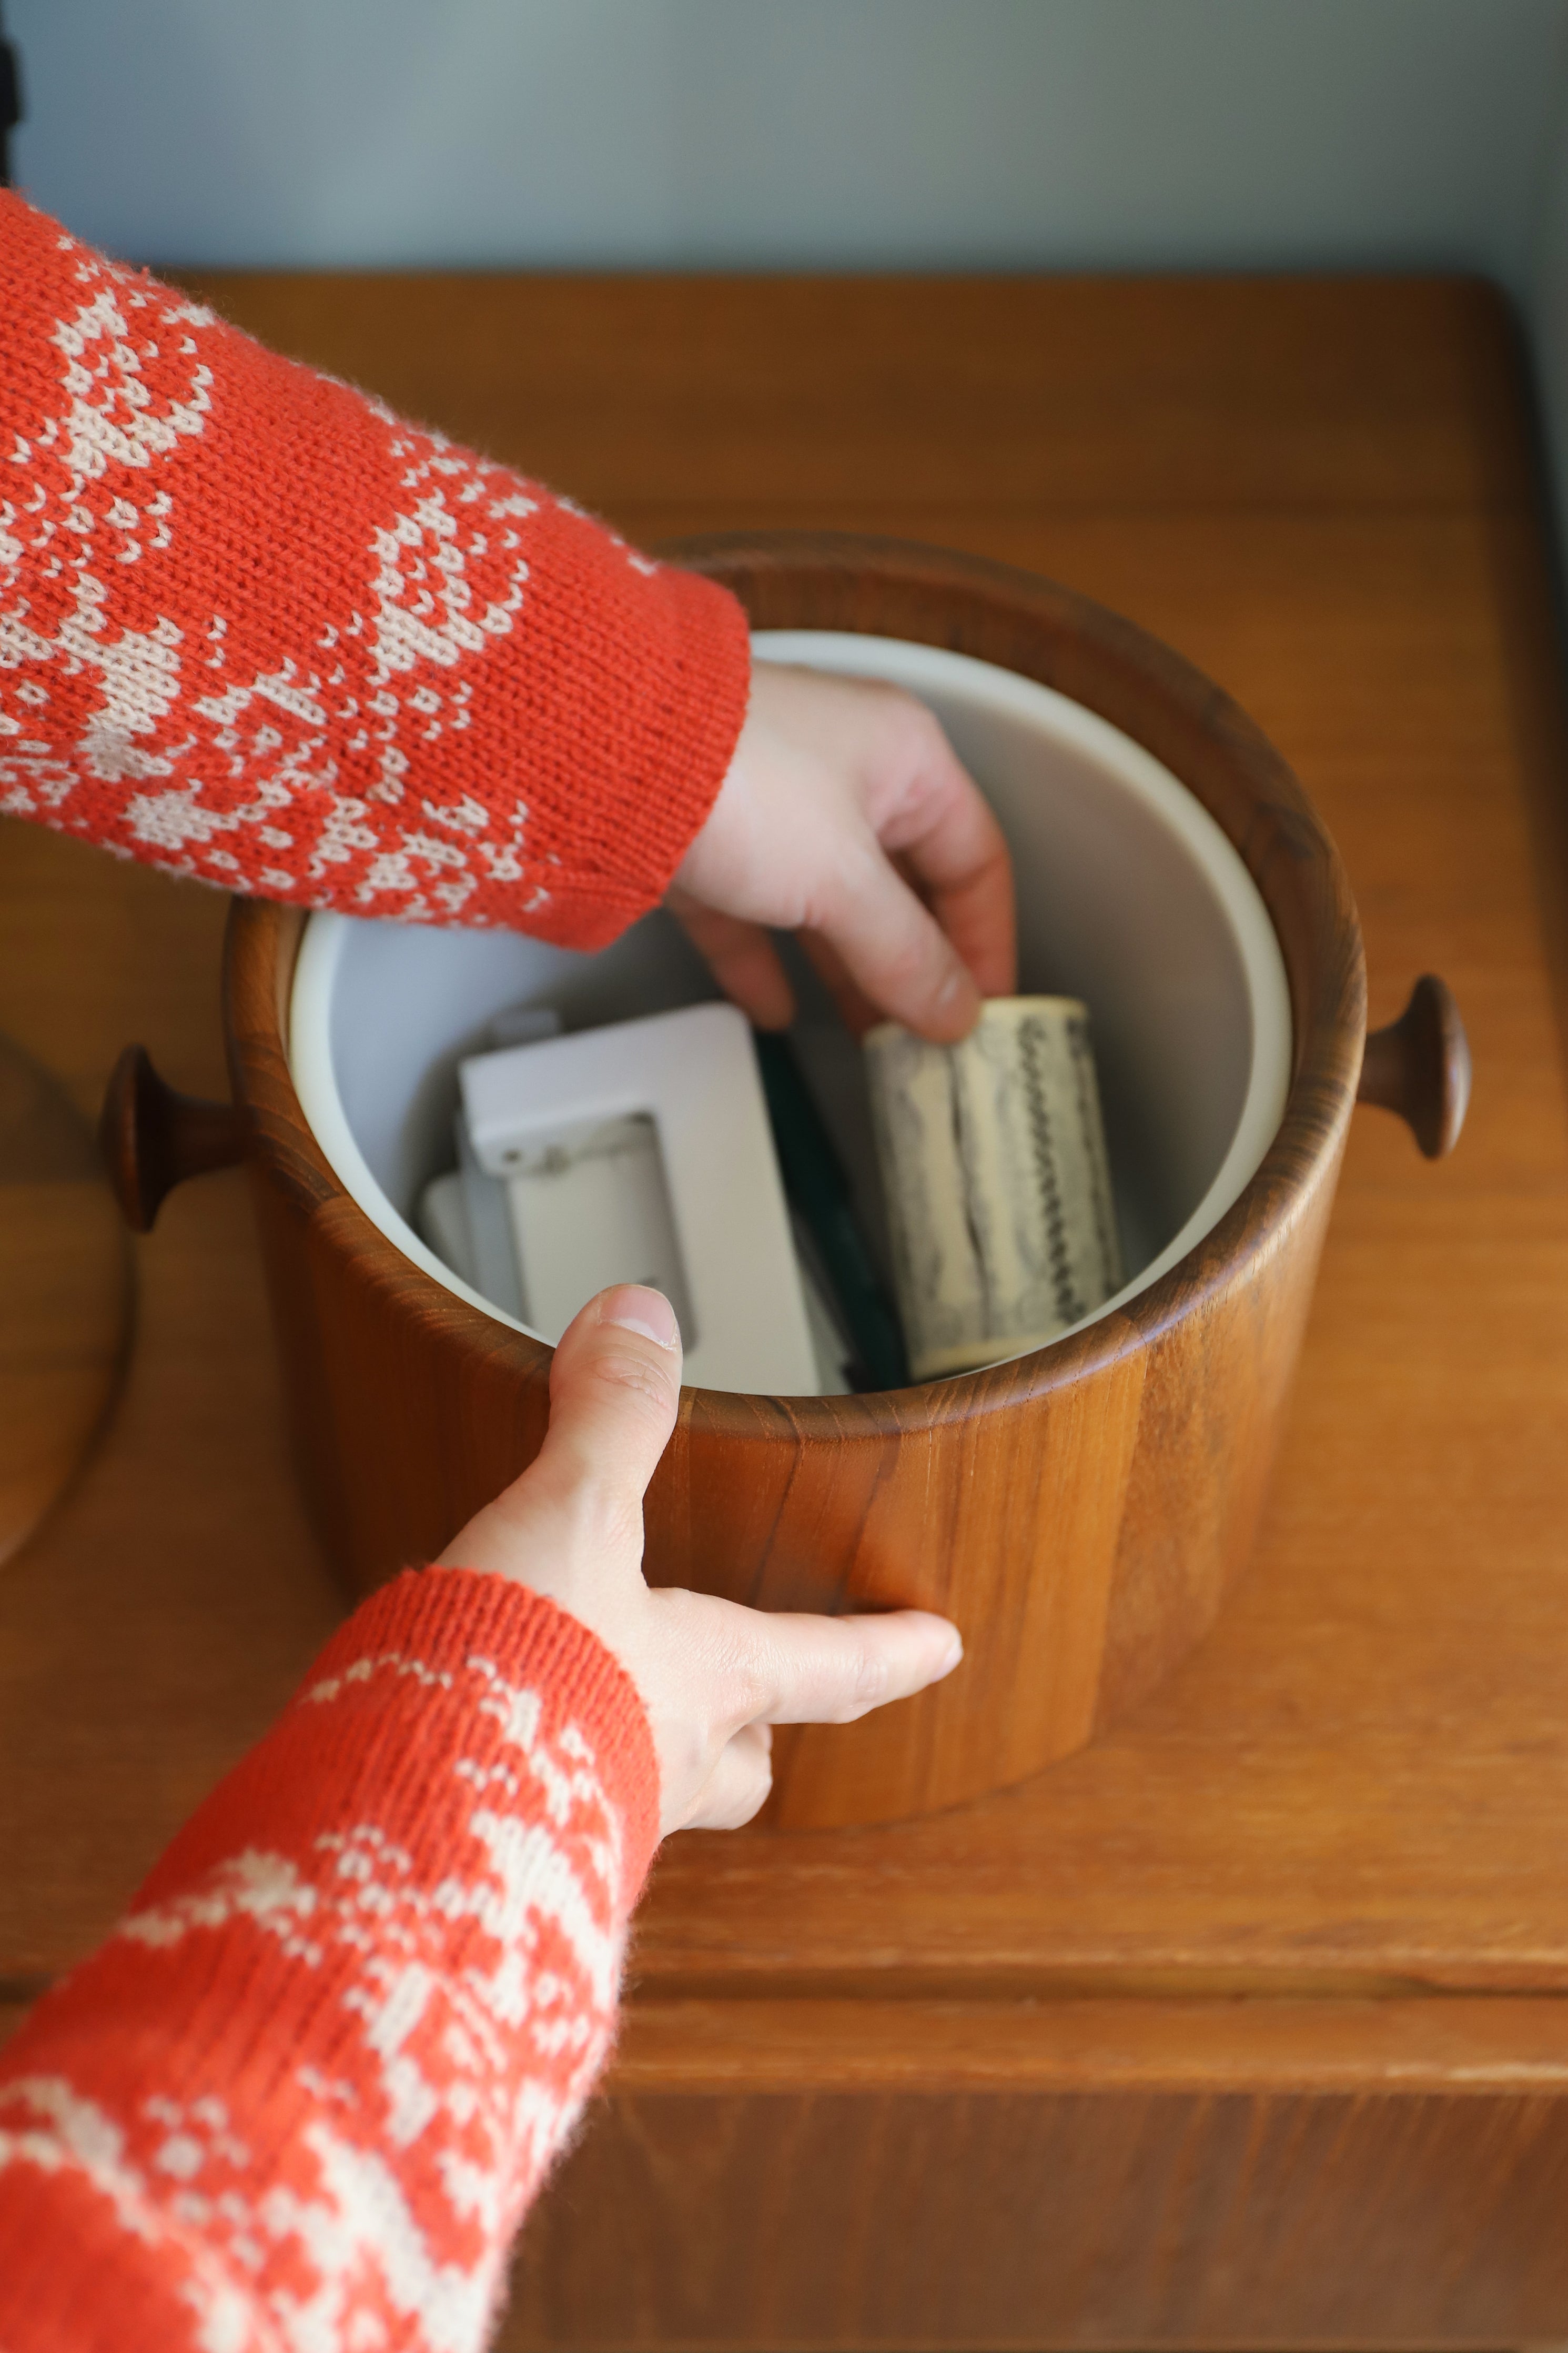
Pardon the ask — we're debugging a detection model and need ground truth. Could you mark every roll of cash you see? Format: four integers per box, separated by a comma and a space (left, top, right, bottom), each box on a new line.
864, 997, 1125, 1382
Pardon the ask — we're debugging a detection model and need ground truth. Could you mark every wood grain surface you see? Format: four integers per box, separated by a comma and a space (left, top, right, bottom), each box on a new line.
220, 531, 1367, 1830
3, 271, 1567, 2344
0, 1038, 131, 1569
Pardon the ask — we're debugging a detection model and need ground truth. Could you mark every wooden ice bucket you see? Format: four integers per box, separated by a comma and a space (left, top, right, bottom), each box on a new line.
104, 537, 1468, 1831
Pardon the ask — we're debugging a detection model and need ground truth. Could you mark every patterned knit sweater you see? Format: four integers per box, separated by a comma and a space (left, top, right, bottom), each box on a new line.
0, 190, 752, 2349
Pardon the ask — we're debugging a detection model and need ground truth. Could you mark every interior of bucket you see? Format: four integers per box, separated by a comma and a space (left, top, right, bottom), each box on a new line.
288, 632, 1293, 1390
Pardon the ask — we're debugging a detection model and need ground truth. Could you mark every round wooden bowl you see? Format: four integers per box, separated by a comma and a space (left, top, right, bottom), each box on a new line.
103, 536, 1469, 1830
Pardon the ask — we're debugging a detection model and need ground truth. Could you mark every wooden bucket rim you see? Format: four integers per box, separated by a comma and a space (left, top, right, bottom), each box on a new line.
224, 530, 1365, 1434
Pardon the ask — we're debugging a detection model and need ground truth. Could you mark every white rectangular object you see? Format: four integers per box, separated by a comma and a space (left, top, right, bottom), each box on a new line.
459, 1003, 818, 1395
500, 1109, 695, 1344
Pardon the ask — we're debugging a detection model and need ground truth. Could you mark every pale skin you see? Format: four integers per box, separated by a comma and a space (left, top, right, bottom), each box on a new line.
438, 660, 1018, 1833
671, 659, 1017, 1039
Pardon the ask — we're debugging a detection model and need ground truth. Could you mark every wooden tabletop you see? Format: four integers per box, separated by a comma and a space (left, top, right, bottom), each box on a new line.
4, 272, 1568, 2262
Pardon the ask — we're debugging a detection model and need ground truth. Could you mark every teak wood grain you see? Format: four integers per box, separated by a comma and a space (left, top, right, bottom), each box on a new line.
217, 534, 1367, 1831
0, 1041, 131, 1569
3, 273, 1568, 2345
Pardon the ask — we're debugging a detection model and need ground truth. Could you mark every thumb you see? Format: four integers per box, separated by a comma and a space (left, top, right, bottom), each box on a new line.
534, 1283, 684, 1514
433, 1284, 682, 1582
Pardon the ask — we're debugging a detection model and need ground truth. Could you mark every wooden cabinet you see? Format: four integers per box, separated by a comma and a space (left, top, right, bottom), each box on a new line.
4, 272, 1567, 2346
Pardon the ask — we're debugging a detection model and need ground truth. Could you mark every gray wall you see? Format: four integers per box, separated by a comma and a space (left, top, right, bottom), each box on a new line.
14, 1, 1568, 559
9, 0, 1567, 286
1531, 90, 1568, 548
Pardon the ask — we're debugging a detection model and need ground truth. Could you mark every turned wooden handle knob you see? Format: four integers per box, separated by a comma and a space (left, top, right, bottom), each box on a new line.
98, 1045, 249, 1232
1356, 975, 1470, 1159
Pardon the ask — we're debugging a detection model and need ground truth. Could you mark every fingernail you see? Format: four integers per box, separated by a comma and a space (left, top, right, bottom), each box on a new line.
934, 966, 980, 1034
939, 1632, 964, 1675
600, 1284, 681, 1349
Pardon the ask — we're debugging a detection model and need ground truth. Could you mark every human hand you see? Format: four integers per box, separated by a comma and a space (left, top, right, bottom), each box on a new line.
433, 1284, 963, 1835
669, 659, 1017, 1043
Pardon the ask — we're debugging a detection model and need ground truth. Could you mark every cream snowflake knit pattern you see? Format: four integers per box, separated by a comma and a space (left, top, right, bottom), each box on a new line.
0, 1571, 660, 2352
0, 193, 732, 2349
0, 190, 751, 949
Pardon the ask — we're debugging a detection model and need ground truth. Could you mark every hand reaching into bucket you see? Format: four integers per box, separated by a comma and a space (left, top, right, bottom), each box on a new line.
434, 1283, 964, 1834
668, 659, 1017, 1044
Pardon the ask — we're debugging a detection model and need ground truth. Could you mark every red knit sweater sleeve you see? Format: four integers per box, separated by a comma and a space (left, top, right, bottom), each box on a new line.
0, 190, 751, 948
0, 1568, 660, 2351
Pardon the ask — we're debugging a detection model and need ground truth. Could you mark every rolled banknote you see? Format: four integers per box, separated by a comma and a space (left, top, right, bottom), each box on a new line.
864, 997, 1125, 1381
